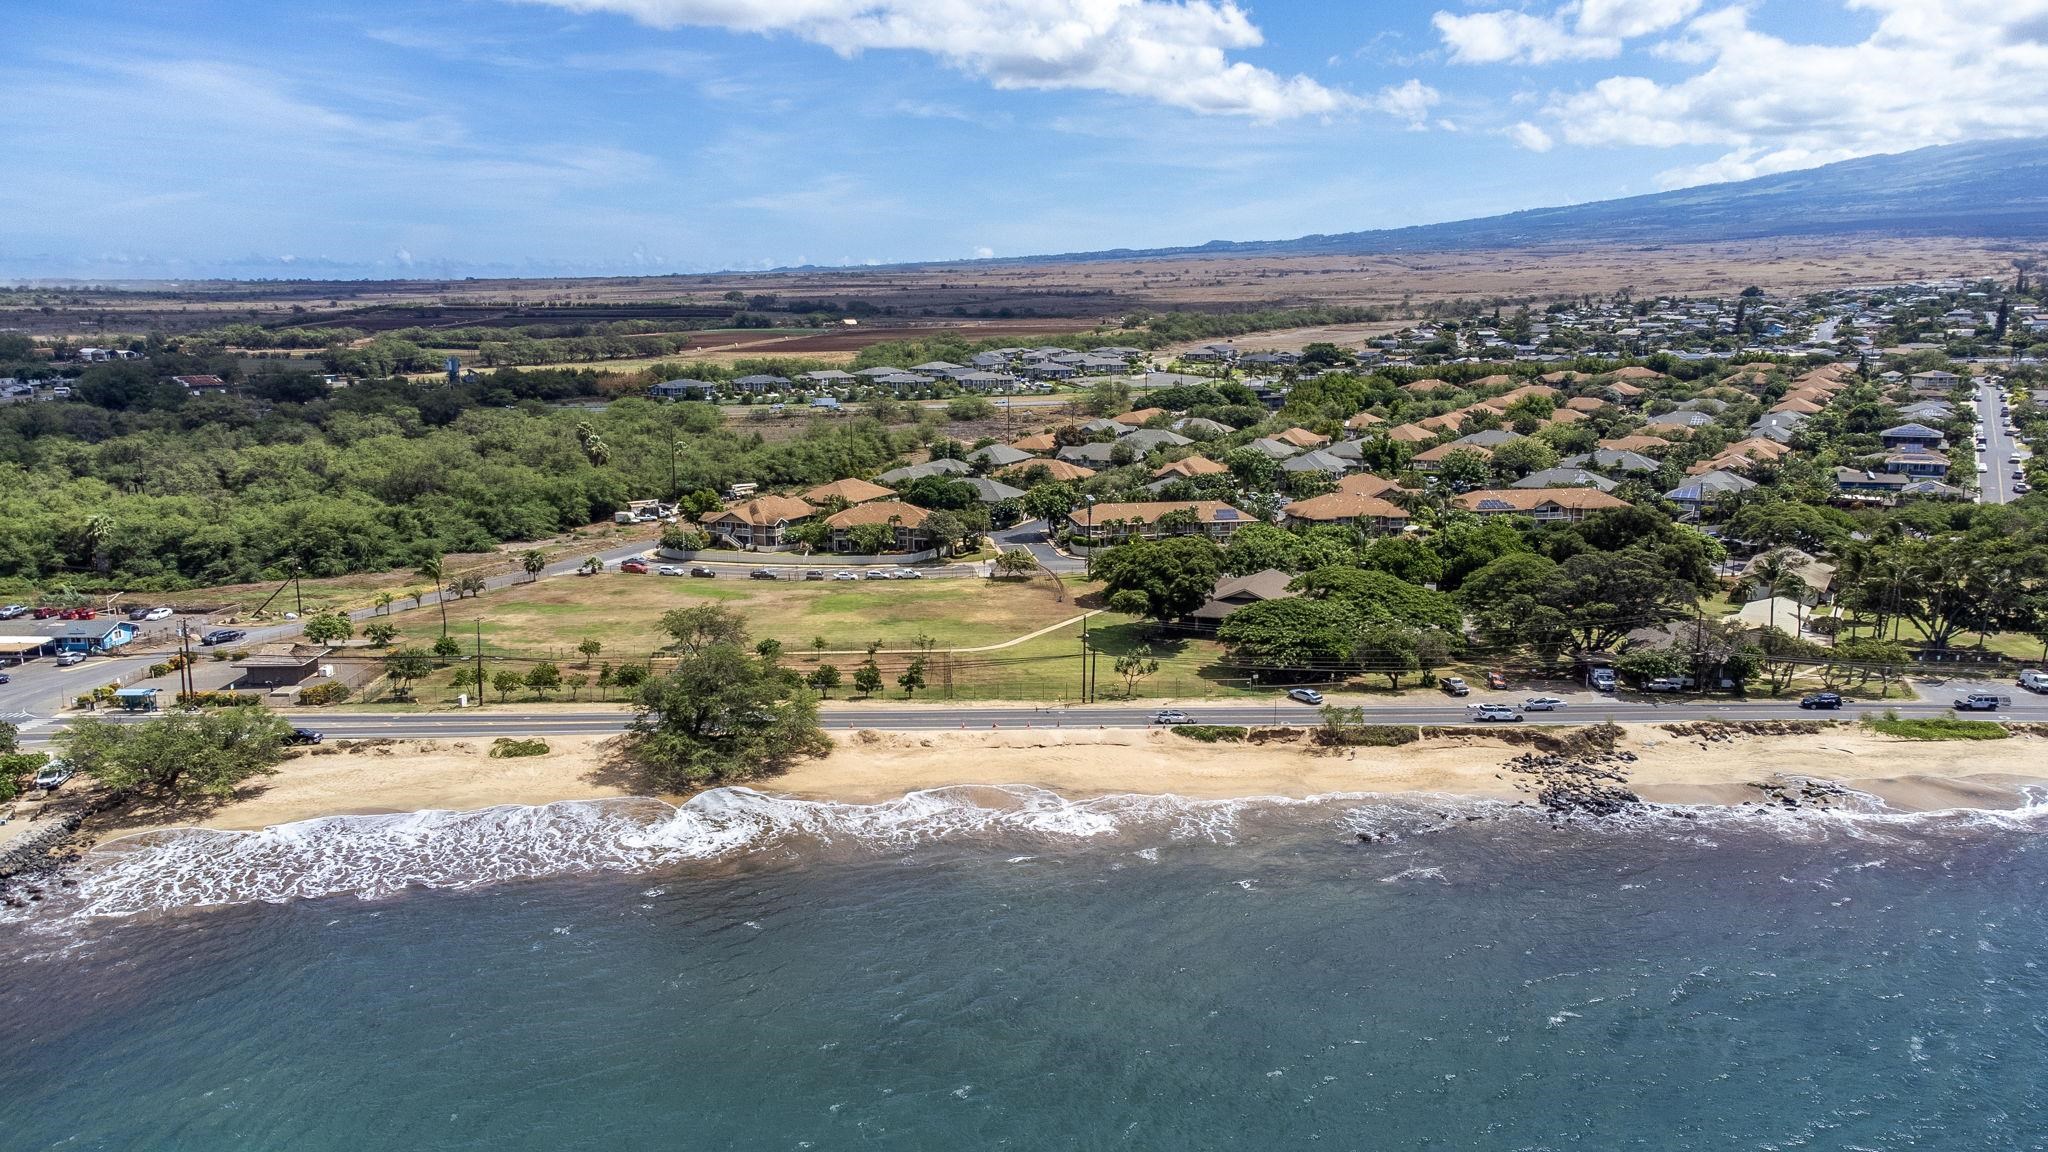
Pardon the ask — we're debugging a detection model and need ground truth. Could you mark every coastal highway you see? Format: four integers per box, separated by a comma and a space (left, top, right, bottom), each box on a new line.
1975, 378, 2028, 505
29, 690, 2043, 744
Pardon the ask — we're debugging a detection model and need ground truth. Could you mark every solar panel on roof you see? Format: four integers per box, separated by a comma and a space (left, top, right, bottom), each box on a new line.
1213, 508, 1239, 520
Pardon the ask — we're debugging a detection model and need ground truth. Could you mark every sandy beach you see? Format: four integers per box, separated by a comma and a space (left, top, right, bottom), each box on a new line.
82, 724, 2048, 841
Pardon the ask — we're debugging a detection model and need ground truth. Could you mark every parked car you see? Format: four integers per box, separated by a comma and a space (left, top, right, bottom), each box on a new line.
1439, 676, 1470, 697
893, 569, 924, 580
804, 570, 827, 581
833, 571, 859, 581
1798, 692, 1843, 710
688, 567, 718, 578
748, 569, 780, 581
0, 672, 10, 685
1472, 704, 1522, 722
1587, 668, 1616, 692
1485, 671, 1508, 690
55, 652, 86, 666
31, 607, 60, 619
33, 761, 75, 790
200, 629, 246, 646
1152, 709, 1191, 725
127, 606, 153, 620
620, 559, 650, 574
1642, 677, 1687, 693
1521, 696, 1566, 711
1286, 688, 1324, 705
0, 604, 26, 620
2018, 670, 2048, 694
288, 727, 325, 745
864, 569, 892, 580
655, 565, 684, 576
144, 606, 174, 621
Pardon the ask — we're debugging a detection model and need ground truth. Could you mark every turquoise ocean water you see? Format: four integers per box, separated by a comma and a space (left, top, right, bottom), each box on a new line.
2, 786, 2045, 1150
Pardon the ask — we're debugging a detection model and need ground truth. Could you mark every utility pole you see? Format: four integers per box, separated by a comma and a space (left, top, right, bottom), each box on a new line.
473, 619, 485, 708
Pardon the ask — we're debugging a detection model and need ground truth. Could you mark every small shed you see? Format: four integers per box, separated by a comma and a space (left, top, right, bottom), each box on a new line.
231, 644, 332, 689
113, 686, 161, 712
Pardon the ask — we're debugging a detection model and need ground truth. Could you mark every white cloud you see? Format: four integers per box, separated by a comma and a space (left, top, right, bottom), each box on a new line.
518, 0, 1364, 119
1537, 0, 2048, 186
1433, 0, 1699, 65
1372, 79, 1442, 127
1507, 120, 1554, 151
973, 245, 995, 258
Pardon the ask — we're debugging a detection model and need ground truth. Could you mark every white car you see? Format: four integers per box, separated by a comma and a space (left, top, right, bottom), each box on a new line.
144, 606, 175, 621
56, 652, 86, 666
1152, 709, 1191, 725
864, 569, 892, 580
1472, 704, 1522, 722
893, 569, 923, 580
1287, 687, 1324, 705
1521, 696, 1567, 711
833, 571, 859, 581
656, 565, 685, 576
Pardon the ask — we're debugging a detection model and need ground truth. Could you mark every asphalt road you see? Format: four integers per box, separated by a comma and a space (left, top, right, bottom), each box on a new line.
1974, 380, 2027, 505
23, 688, 2043, 745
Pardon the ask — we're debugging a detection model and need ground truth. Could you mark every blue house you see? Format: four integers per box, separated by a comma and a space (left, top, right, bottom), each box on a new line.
1883, 449, 1950, 478
42, 619, 137, 655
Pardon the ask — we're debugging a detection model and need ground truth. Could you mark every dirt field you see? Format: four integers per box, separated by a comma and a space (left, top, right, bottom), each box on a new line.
16, 235, 2036, 340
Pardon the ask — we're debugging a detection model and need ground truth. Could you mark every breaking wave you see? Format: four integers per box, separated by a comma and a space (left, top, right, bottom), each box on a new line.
8, 783, 2048, 926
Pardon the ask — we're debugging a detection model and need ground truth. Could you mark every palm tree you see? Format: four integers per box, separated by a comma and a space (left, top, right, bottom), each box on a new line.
374, 591, 394, 615
521, 550, 547, 582
416, 555, 447, 635
83, 513, 115, 574
1748, 549, 1807, 636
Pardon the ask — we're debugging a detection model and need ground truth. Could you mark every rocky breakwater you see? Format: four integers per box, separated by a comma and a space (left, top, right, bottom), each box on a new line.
0, 809, 86, 908
1504, 749, 1651, 820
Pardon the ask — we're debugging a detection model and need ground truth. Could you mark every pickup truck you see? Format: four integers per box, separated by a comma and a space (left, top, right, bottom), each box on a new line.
1953, 692, 2011, 712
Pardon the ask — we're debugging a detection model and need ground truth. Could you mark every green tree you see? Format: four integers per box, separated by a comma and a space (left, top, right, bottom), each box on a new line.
660, 604, 749, 654
303, 612, 353, 645
432, 633, 463, 662
374, 590, 394, 615
565, 674, 589, 701
627, 642, 832, 788
853, 659, 884, 697
54, 710, 293, 802
492, 669, 524, 702
522, 550, 548, 581
363, 621, 398, 647
525, 661, 562, 698
1291, 567, 1462, 631
1353, 623, 1423, 689
1088, 536, 1223, 623
897, 656, 928, 698
1220, 522, 1301, 575
577, 638, 603, 666
1113, 649, 1160, 697
385, 647, 433, 697
1022, 482, 1078, 525
1487, 437, 1559, 480
1217, 597, 1361, 670
806, 663, 842, 697
1433, 448, 1491, 490
417, 554, 448, 634
993, 549, 1039, 577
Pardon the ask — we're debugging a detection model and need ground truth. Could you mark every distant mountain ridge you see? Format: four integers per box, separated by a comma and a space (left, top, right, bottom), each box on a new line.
1017, 138, 2048, 264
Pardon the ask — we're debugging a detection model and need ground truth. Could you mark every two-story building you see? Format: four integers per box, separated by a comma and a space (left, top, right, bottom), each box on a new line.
1066, 501, 1251, 545
698, 495, 816, 550
1450, 488, 1631, 523
1878, 423, 1946, 451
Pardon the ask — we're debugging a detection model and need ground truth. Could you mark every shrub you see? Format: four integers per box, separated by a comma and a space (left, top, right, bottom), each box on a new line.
1171, 724, 1248, 743
176, 691, 262, 709
489, 737, 550, 758
298, 682, 354, 706
1863, 714, 2009, 741
1317, 723, 1422, 748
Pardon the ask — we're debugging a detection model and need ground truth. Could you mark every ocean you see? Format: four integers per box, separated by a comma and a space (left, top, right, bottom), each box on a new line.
2, 787, 2045, 1150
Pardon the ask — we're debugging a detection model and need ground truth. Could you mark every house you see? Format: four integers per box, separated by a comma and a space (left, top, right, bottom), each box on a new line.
824, 501, 934, 554
1272, 427, 1330, 449
1664, 470, 1756, 512
1385, 423, 1437, 444
1111, 408, 1167, 426
966, 444, 1036, 469
1182, 344, 1238, 363
1281, 490, 1411, 533
799, 370, 857, 387
1899, 479, 1969, 500
877, 459, 973, 486
1833, 467, 1910, 497
957, 476, 1027, 504
1645, 410, 1717, 431
1279, 449, 1352, 476
1188, 569, 1298, 628
1770, 396, 1824, 415
953, 371, 1015, 392
731, 374, 790, 394
911, 361, 964, 375
800, 478, 895, 506
1564, 444, 1662, 471
230, 644, 334, 690
1152, 456, 1230, 481
1173, 417, 1233, 437
1401, 378, 1454, 394
1879, 423, 1947, 450
1908, 369, 1962, 394
1563, 396, 1607, 413
1120, 429, 1193, 454
1452, 429, 1523, 451
1000, 458, 1095, 483
1345, 411, 1385, 432
1242, 437, 1301, 461
1066, 501, 1251, 545
1737, 549, 1835, 605
1055, 442, 1124, 467
171, 374, 229, 395
1451, 488, 1630, 523
1080, 418, 1133, 437
1512, 467, 1617, 492
1748, 412, 1808, 444
698, 495, 815, 550
34, 618, 138, 655
1412, 442, 1492, 472
1596, 435, 1672, 455
1010, 432, 1059, 454
1882, 449, 1949, 477
650, 378, 717, 401
1334, 472, 1408, 499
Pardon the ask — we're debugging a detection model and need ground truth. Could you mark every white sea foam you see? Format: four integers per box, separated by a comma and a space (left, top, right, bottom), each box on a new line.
8, 780, 2046, 927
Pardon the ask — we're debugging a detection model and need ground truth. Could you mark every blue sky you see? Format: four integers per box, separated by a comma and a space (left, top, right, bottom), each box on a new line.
4, 0, 2045, 280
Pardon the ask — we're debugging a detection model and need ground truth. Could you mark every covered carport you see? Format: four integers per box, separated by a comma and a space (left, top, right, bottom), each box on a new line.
0, 634, 52, 665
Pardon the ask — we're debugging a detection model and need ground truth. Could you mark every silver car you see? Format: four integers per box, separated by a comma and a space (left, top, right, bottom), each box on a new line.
1521, 696, 1566, 711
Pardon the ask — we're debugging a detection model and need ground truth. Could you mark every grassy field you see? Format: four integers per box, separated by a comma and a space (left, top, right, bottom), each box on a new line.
378, 571, 1093, 660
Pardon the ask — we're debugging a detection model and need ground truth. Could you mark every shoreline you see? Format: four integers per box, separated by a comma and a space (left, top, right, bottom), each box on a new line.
76, 725, 2048, 844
